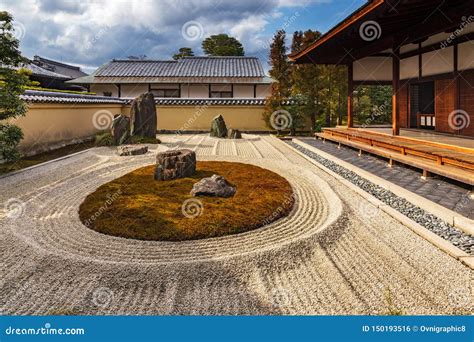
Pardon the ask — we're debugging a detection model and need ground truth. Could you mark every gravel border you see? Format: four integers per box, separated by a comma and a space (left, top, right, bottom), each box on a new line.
286, 141, 474, 255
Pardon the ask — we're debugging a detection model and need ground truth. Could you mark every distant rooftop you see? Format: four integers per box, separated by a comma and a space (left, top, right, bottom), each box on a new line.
32, 55, 88, 79
93, 56, 265, 78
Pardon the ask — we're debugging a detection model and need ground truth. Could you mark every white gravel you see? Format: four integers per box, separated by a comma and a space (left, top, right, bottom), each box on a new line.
0, 134, 472, 315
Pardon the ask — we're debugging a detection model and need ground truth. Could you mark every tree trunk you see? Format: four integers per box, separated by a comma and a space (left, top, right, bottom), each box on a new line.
310, 114, 316, 132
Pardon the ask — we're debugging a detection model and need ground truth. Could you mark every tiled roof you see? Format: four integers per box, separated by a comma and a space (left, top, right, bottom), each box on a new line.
94, 57, 265, 78
22, 62, 71, 79
21, 90, 124, 104
150, 98, 266, 106
33, 55, 88, 78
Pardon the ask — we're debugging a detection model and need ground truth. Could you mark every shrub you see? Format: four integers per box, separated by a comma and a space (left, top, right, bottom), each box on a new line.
0, 124, 23, 161
94, 132, 114, 146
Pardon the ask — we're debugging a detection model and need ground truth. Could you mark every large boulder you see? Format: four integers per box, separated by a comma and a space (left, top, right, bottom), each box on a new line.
210, 114, 227, 138
154, 149, 196, 181
130, 92, 157, 138
191, 174, 236, 198
227, 129, 242, 139
111, 114, 130, 145
117, 145, 148, 156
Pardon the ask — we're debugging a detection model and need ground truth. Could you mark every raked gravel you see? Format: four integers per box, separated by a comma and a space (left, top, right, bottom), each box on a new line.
0, 134, 472, 315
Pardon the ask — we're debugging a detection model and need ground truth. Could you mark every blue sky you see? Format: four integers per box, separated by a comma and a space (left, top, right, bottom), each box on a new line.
3, 0, 366, 73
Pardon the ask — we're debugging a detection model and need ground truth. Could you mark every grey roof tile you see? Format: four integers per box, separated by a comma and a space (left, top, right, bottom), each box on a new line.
94, 57, 265, 78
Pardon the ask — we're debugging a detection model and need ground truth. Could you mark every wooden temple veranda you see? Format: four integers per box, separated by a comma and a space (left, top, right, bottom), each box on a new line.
290, 0, 474, 186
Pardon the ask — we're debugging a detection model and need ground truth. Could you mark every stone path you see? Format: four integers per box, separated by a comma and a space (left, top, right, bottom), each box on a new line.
0, 134, 472, 315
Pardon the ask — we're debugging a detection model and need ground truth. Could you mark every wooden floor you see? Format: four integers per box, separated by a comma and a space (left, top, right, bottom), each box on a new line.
361, 127, 474, 149
318, 127, 474, 186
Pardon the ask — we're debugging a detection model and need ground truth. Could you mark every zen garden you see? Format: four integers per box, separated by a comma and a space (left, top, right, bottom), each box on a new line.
0, 0, 473, 320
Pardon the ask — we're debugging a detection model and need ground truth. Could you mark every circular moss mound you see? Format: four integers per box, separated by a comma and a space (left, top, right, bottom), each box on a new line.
79, 161, 294, 241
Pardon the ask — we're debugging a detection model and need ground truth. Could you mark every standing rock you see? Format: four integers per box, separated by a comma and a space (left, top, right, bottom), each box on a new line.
191, 174, 236, 198
111, 114, 130, 145
130, 92, 157, 138
154, 149, 196, 181
227, 129, 242, 139
210, 114, 227, 138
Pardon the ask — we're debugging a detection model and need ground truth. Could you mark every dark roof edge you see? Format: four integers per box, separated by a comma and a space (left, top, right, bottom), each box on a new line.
289, 0, 384, 62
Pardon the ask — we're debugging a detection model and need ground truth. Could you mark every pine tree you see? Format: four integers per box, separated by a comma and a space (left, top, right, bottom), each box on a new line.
0, 11, 28, 161
173, 47, 194, 60
263, 30, 297, 133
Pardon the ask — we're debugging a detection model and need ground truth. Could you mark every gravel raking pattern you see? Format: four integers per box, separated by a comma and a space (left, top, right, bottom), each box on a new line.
287, 140, 474, 255
0, 134, 472, 315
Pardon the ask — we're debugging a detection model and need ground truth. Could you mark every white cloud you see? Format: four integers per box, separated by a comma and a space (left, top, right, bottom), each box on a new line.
2, 0, 324, 71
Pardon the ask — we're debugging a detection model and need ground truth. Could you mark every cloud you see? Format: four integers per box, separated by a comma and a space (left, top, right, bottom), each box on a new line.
2, 0, 326, 73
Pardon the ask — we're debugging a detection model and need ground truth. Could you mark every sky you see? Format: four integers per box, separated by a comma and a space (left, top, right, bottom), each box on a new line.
3, 0, 366, 73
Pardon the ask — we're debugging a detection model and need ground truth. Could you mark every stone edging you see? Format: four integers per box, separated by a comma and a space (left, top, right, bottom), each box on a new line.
283, 138, 474, 270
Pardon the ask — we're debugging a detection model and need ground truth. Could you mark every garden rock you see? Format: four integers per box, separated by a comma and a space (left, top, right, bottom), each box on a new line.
155, 149, 196, 181
210, 114, 227, 138
111, 114, 130, 145
191, 174, 236, 198
130, 92, 157, 138
117, 145, 148, 156
227, 129, 242, 139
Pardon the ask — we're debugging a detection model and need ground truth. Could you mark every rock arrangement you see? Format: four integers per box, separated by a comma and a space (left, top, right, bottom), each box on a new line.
117, 145, 148, 156
130, 92, 157, 138
227, 129, 242, 139
210, 114, 228, 138
191, 174, 236, 198
210, 115, 242, 139
111, 114, 130, 146
154, 149, 196, 181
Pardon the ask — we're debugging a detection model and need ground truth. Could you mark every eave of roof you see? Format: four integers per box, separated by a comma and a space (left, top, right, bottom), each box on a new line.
289, 0, 384, 62
67, 76, 273, 84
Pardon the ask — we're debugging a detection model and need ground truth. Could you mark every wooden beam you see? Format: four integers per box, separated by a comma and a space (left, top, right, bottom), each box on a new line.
392, 48, 400, 136
347, 63, 354, 128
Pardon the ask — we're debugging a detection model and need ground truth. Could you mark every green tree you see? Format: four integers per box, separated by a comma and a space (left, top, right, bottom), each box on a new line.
0, 11, 28, 161
202, 34, 244, 56
173, 47, 194, 60
263, 30, 293, 133
290, 30, 323, 131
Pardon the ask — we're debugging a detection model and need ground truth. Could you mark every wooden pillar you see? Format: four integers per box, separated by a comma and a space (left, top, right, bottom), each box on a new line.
347, 62, 354, 128
392, 48, 400, 136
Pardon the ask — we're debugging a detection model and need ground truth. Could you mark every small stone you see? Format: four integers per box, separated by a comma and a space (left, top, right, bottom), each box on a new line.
191, 174, 236, 198
210, 115, 227, 138
117, 145, 148, 156
227, 129, 242, 139
155, 149, 196, 181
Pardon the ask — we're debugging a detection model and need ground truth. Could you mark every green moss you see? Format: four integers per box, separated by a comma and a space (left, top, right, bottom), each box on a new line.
79, 161, 294, 241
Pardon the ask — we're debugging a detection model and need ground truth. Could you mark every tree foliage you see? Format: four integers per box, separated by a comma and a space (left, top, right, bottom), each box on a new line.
0, 11, 28, 161
263, 30, 295, 132
173, 47, 194, 60
202, 34, 244, 56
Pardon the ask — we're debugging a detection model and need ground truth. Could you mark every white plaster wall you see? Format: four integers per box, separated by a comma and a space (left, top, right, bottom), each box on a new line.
422, 46, 453, 76
458, 41, 474, 71
121, 84, 149, 98
256, 84, 271, 98
400, 55, 419, 79
188, 84, 209, 98
353, 57, 392, 81
233, 85, 254, 98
